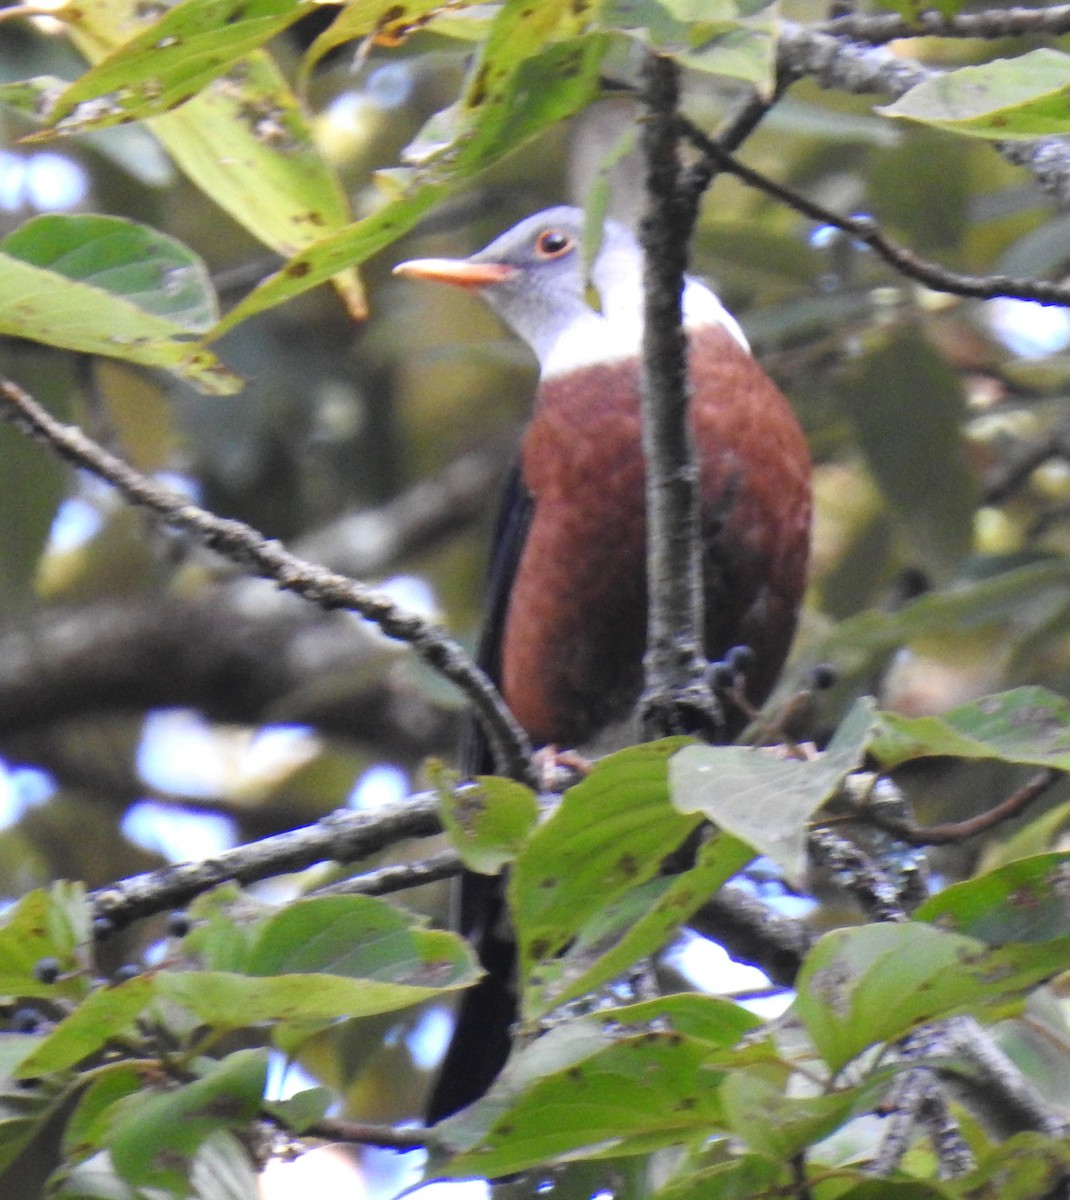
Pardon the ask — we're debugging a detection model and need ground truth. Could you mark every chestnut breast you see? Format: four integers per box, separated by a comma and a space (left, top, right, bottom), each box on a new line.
501, 322, 811, 747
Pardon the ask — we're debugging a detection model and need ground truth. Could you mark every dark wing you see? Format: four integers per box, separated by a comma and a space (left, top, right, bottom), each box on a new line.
426, 457, 533, 1124
458, 457, 535, 778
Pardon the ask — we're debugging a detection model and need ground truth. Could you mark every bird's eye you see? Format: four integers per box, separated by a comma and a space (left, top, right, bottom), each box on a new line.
535, 230, 574, 259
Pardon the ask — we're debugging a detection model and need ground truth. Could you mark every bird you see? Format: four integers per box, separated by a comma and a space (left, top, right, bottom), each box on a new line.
393, 206, 811, 1121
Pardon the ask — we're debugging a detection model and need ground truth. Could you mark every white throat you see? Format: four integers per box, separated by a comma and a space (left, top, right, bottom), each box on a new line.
540, 276, 749, 379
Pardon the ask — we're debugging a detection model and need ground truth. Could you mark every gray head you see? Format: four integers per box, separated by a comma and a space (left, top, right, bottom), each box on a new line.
393, 206, 746, 377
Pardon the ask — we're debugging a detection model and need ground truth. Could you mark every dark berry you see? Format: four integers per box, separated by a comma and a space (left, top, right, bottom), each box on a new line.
707, 661, 735, 694
166, 911, 191, 938
92, 916, 116, 941
809, 663, 836, 691
33, 957, 61, 985
726, 645, 755, 674
113, 964, 140, 983
12, 1007, 39, 1033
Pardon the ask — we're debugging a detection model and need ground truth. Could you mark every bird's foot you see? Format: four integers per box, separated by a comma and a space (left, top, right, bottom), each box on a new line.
532, 745, 591, 791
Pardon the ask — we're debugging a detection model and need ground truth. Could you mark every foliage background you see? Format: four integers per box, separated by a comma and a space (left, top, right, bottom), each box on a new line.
6, 0, 1070, 1196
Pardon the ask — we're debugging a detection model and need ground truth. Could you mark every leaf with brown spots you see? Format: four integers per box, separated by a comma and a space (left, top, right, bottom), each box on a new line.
510, 739, 700, 997
795, 922, 1070, 1072
107, 1048, 267, 1190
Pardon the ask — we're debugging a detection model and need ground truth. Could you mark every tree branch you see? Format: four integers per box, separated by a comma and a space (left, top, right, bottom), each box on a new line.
0, 589, 452, 752
638, 53, 719, 739
0, 377, 536, 789
89, 790, 445, 929
779, 21, 1070, 209
819, 4, 1070, 45
871, 1026, 975, 1178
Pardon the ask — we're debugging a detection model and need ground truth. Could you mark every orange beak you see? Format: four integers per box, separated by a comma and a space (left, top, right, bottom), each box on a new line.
392, 258, 518, 290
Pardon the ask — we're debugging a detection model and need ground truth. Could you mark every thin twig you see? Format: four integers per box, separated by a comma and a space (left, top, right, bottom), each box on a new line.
680, 122, 1070, 308
679, 71, 796, 208
982, 422, 1070, 506
637, 53, 718, 739
310, 849, 462, 897
857, 767, 1061, 846
297, 1116, 437, 1151
0, 376, 536, 789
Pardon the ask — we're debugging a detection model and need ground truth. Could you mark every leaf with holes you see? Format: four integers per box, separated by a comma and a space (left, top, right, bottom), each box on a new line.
41, 0, 314, 133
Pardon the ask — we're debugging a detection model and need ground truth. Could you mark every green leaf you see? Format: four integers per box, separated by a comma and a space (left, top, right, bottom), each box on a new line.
262, 1087, 332, 1134
655, 1154, 790, 1200
834, 326, 978, 575
879, 49, 1070, 140
603, 992, 762, 1046
511, 740, 700, 998
210, 179, 450, 336
528, 830, 755, 1016
0, 217, 238, 393
301, 0, 481, 84
441, 1029, 730, 1177
159, 950, 477, 1027
0, 884, 92, 1002
794, 922, 1070, 1072
0, 405, 66, 625
720, 1068, 890, 1159
244, 894, 475, 986
13, 976, 158, 1078
868, 686, 1070, 771
917, 852, 1070, 944
601, 0, 777, 91
438, 993, 759, 1154
212, 18, 609, 333
957, 1131, 1070, 1199
57, 0, 362, 315
183, 884, 268, 973
159, 961, 475, 1026
162, 894, 478, 1026
43, 0, 315, 133
107, 1048, 267, 1190
63, 1064, 146, 1159
824, 1182, 954, 1199
793, 558, 1070, 700
0, 1087, 56, 1177
5, 214, 217, 332
671, 698, 875, 883
433, 768, 539, 875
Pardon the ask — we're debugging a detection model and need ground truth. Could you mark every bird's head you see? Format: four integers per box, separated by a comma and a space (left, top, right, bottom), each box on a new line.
393, 206, 747, 377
